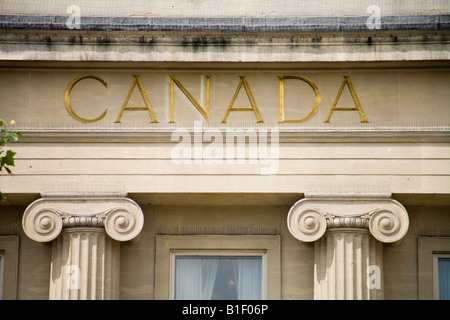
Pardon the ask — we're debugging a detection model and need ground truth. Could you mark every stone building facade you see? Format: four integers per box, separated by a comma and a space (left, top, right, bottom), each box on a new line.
0, 1, 449, 300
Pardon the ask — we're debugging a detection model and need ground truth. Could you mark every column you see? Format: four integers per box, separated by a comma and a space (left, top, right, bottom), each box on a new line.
22, 194, 144, 300
287, 193, 409, 300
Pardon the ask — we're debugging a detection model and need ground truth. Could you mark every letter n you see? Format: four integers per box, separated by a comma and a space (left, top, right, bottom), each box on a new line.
170, 75, 210, 123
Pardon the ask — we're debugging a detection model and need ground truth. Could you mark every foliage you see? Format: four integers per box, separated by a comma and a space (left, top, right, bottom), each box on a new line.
0, 119, 21, 201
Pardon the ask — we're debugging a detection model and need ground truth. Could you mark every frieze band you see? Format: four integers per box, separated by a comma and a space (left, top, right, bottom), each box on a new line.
64, 74, 369, 124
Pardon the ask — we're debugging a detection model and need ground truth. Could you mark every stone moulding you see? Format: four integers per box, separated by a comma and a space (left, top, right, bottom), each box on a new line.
8, 121, 450, 143
1, 14, 448, 63
287, 194, 409, 243
1, 14, 448, 32
22, 196, 144, 242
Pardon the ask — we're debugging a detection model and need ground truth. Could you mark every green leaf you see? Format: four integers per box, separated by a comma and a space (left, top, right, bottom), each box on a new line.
3, 150, 16, 166
0, 121, 20, 200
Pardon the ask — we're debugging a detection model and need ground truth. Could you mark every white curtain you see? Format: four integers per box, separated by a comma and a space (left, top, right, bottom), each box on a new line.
175, 257, 219, 300
233, 258, 262, 300
438, 258, 450, 300
175, 256, 262, 300
201, 259, 219, 299
175, 258, 202, 299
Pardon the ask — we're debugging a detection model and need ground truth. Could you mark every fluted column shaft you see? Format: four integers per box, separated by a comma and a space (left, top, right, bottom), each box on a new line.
287, 194, 409, 300
50, 228, 120, 300
314, 229, 383, 300
22, 195, 144, 300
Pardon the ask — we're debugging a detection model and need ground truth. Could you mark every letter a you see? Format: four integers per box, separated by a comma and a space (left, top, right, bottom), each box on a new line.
325, 76, 369, 123
221, 76, 264, 123
115, 75, 159, 123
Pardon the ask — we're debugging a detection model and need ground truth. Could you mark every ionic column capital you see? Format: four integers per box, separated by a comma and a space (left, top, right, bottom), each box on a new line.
22, 195, 144, 242
287, 194, 409, 243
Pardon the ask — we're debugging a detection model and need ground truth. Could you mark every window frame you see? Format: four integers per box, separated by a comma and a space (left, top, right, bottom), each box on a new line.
155, 235, 280, 300
170, 250, 267, 300
418, 237, 450, 300
433, 253, 450, 300
0, 236, 19, 300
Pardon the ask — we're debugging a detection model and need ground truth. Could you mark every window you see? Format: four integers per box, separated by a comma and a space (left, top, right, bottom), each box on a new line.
434, 254, 450, 300
173, 252, 265, 300
155, 235, 280, 300
0, 252, 4, 300
418, 237, 450, 300
0, 236, 18, 300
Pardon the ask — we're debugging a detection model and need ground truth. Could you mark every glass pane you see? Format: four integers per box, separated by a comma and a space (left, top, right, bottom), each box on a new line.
438, 257, 450, 300
174, 256, 262, 300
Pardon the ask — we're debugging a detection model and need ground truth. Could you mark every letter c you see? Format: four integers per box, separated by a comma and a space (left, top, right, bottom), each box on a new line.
64, 74, 108, 122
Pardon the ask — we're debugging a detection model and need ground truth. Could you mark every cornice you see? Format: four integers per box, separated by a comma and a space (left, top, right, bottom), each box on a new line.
1, 15, 449, 33
1, 14, 448, 63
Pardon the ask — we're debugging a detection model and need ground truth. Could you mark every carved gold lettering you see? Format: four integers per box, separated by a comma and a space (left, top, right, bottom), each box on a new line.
221, 76, 264, 123
115, 75, 159, 123
325, 76, 369, 123
170, 75, 210, 123
64, 74, 108, 122
63, 73, 373, 125
278, 76, 321, 123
